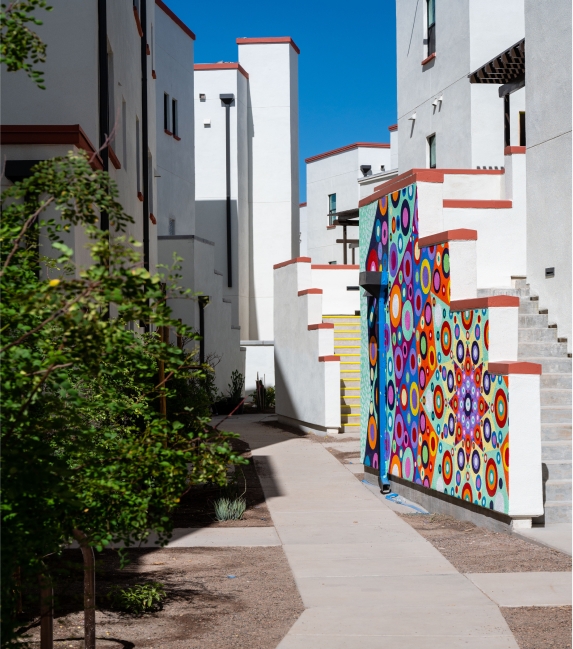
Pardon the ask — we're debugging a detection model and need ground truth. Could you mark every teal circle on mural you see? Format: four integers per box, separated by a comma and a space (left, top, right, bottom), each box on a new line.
402, 300, 414, 341
398, 235, 403, 253
402, 447, 415, 480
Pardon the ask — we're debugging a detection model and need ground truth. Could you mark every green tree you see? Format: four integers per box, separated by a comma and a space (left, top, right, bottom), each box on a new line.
0, 154, 244, 645
0, 0, 52, 88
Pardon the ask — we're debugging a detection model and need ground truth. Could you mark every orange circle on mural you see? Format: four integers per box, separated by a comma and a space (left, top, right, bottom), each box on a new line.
390, 285, 402, 328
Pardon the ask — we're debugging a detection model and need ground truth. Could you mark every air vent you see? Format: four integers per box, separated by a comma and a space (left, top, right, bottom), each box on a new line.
545, 267, 555, 278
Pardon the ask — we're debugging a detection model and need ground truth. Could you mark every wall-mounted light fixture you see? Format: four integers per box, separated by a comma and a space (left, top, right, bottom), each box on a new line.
199, 93, 206, 101
408, 113, 417, 121
360, 164, 372, 177
545, 267, 555, 279
203, 118, 211, 127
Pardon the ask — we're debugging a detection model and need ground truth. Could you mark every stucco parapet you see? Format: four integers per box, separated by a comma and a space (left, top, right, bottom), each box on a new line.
194, 63, 249, 79
488, 361, 542, 375
443, 199, 512, 209
305, 142, 390, 165
298, 288, 322, 296
418, 229, 478, 248
155, 0, 196, 40
273, 257, 311, 270
311, 264, 360, 270
450, 296, 520, 310
236, 37, 300, 54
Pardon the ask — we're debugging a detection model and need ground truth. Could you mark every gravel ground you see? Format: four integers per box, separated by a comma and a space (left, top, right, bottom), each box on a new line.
170, 438, 272, 528
501, 606, 572, 649
21, 547, 304, 649
398, 512, 572, 573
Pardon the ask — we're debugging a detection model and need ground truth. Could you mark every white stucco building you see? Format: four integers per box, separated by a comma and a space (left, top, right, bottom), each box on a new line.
1, 3, 302, 396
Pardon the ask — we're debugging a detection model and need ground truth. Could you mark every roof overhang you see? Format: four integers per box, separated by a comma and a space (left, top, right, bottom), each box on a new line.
468, 38, 525, 86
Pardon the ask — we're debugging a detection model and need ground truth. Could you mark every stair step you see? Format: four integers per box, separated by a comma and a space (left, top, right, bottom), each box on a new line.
543, 501, 572, 524
542, 440, 572, 461
519, 301, 540, 314
519, 313, 549, 328
541, 389, 572, 406
540, 406, 572, 424
518, 328, 558, 342
541, 373, 572, 390
542, 423, 572, 441
544, 460, 572, 480
546, 479, 572, 502
520, 357, 572, 373
334, 334, 361, 339
518, 341, 569, 358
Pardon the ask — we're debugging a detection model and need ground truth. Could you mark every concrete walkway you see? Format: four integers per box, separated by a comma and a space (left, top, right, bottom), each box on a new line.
224, 415, 521, 649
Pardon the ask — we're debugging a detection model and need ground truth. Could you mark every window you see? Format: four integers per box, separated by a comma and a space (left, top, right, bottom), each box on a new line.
519, 111, 526, 146
427, 0, 436, 56
121, 99, 127, 169
169, 218, 176, 236
163, 93, 170, 132
427, 134, 436, 169
136, 116, 141, 194
328, 193, 337, 225
172, 98, 178, 137
504, 95, 510, 148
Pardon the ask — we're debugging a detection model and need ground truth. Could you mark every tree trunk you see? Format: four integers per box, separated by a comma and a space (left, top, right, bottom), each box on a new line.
73, 529, 95, 649
39, 572, 53, 649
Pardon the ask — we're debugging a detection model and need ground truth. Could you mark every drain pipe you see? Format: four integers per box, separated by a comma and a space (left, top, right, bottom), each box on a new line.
140, 0, 150, 271
220, 94, 234, 288
97, 0, 109, 231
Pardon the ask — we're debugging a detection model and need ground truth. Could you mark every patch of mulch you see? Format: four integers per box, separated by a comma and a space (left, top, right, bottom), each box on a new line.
501, 606, 572, 649
21, 547, 304, 649
399, 513, 572, 573
171, 438, 272, 527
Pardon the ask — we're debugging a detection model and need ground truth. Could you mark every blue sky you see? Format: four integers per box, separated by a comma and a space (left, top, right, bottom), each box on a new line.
165, 0, 397, 202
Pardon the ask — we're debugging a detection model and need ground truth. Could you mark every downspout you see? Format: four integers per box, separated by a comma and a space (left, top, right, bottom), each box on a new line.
97, 0, 109, 231
141, 0, 150, 271
220, 94, 234, 287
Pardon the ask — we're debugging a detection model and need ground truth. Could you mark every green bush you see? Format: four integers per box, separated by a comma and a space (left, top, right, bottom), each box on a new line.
108, 582, 166, 615
214, 497, 247, 521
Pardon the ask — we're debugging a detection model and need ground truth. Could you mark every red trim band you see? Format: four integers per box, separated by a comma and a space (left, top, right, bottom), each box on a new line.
173, 135, 181, 141
298, 289, 323, 296
488, 361, 542, 375
108, 145, 121, 170
194, 62, 249, 79
450, 296, 520, 310
133, 6, 143, 37
149, 213, 157, 225
388, 124, 398, 132
319, 355, 340, 362
137, 191, 144, 202
326, 225, 336, 230
306, 142, 390, 164
421, 52, 437, 65
236, 37, 300, 54
299, 202, 307, 207
273, 256, 311, 270
504, 146, 526, 155
418, 229, 478, 248
155, 0, 196, 40
311, 264, 360, 270
444, 199, 512, 209
308, 323, 334, 330
0, 124, 103, 170
151, 69, 157, 79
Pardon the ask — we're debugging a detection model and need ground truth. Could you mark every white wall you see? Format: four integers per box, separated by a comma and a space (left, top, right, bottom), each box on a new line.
238, 40, 299, 340
299, 204, 308, 256
525, 0, 572, 350
194, 67, 249, 329
396, 0, 524, 172
306, 146, 391, 265
242, 343, 275, 393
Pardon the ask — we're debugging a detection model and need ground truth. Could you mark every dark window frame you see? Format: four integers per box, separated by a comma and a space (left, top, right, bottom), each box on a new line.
428, 134, 436, 169
427, 0, 436, 56
171, 98, 178, 137
163, 93, 170, 132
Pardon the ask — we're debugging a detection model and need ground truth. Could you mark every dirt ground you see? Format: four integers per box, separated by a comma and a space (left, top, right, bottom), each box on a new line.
501, 606, 572, 649
399, 513, 572, 573
170, 437, 272, 528
21, 547, 304, 649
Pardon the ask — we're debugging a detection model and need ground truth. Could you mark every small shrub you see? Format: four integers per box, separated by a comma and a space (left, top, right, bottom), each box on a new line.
214, 497, 247, 521
108, 582, 166, 615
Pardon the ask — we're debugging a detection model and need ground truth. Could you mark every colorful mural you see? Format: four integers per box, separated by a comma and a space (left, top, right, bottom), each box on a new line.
360, 183, 510, 513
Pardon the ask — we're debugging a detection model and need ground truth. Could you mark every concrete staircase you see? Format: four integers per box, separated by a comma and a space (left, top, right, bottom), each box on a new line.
323, 315, 361, 432
478, 278, 572, 523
